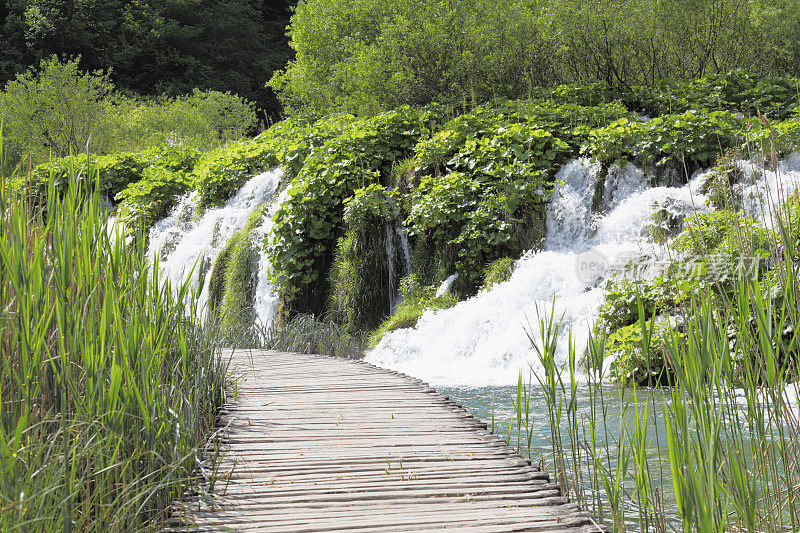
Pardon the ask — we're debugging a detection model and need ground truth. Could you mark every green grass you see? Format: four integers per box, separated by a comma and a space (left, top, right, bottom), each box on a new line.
0, 158, 226, 531
368, 276, 459, 348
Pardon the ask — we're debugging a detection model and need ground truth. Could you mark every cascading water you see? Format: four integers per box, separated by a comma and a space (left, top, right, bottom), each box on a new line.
365, 158, 714, 386
148, 168, 284, 322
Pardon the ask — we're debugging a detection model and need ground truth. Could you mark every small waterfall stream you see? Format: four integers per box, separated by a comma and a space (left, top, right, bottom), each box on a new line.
364, 158, 712, 385
140, 151, 800, 386
148, 168, 284, 321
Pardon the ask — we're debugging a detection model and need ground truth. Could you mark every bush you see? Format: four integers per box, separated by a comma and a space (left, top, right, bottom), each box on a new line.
605, 319, 681, 385
115, 167, 193, 229
598, 276, 683, 332
192, 138, 278, 208
586, 111, 744, 170
623, 71, 800, 120
267, 107, 429, 314
408, 170, 547, 291
671, 210, 773, 258
0, 57, 114, 170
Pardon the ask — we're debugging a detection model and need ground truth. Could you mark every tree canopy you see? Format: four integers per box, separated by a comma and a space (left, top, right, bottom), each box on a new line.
271, 0, 800, 115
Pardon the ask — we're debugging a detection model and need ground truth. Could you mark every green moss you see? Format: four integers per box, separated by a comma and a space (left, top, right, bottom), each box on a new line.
367, 275, 459, 348
482, 257, 515, 290
328, 185, 399, 333
207, 204, 269, 332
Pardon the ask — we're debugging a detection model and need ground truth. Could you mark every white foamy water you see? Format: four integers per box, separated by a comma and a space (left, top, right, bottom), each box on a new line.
148, 168, 283, 321
252, 188, 290, 327
365, 158, 712, 386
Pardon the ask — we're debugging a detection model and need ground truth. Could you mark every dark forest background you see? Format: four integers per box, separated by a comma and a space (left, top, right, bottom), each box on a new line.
0, 0, 296, 118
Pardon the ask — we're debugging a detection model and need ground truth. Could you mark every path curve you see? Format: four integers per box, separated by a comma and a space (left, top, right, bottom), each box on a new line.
179, 350, 599, 532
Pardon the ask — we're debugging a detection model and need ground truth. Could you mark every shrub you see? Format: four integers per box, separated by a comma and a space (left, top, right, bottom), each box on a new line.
605, 319, 681, 385
268, 107, 430, 314
192, 138, 278, 208
586, 111, 744, 170
0, 56, 113, 170
115, 167, 193, 229
255, 113, 355, 178
671, 210, 773, 258
623, 71, 800, 120
408, 171, 547, 291
598, 276, 682, 332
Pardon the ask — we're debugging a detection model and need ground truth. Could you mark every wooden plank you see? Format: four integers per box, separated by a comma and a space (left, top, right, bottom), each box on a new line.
176, 350, 600, 531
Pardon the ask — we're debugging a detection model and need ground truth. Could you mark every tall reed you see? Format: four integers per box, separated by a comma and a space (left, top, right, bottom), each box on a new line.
0, 157, 226, 531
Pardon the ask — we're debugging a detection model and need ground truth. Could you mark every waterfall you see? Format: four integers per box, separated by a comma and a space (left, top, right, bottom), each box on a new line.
252, 188, 290, 328
148, 168, 284, 322
364, 158, 714, 386
396, 222, 413, 277
385, 222, 397, 312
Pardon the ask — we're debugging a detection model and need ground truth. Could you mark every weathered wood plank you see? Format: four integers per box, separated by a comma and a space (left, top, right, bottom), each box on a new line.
177, 350, 599, 531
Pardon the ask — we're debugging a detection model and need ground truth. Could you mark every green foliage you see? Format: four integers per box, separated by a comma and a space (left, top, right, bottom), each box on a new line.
115, 167, 193, 229
367, 274, 459, 348
586, 111, 744, 168
328, 184, 400, 332
0, 0, 295, 116
482, 257, 515, 290
106, 91, 258, 153
24, 145, 200, 206
274, 0, 800, 116
414, 107, 571, 177
599, 276, 683, 332
0, 164, 224, 530
623, 71, 800, 119
0, 57, 260, 173
255, 113, 355, 178
268, 107, 429, 313
0, 56, 113, 167
671, 210, 773, 257
605, 319, 681, 385
193, 138, 278, 208
409, 171, 546, 290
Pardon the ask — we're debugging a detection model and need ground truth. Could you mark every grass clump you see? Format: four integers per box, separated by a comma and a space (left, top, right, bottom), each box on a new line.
368, 275, 459, 348
482, 257, 515, 290
262, 315, 367, 359
0, 164, 225, 530
208, 204, 270, 336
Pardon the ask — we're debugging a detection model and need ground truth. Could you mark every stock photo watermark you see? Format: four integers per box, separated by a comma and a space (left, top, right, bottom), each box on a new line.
575, 250, 760, 284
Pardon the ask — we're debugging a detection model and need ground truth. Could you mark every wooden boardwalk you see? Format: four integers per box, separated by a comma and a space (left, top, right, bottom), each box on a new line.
179, 350, 598, 532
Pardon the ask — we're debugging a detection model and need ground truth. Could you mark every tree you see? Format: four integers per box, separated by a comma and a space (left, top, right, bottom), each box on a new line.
0, 56, 113, 166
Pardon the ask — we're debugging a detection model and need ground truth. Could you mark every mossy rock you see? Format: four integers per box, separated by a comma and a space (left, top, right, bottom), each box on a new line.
328, 185, 402, 333
647, 199, 686, 242
207, 204, 269, 332
367, 275, 459, 348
